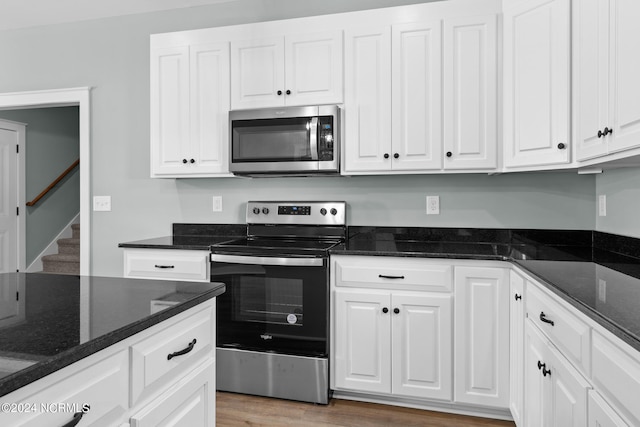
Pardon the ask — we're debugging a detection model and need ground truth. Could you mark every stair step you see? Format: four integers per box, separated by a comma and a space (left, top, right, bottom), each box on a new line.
71, 223, 80, 239
42, 254, 79, 275
57, 238, 80, 255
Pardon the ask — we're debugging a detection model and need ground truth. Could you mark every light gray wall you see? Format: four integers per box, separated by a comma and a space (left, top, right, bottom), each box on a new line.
0, 0, 597, 277
0, 107, 79, 265
595, 168, 640, 238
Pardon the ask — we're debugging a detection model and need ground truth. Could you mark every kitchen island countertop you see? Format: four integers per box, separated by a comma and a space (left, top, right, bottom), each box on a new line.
0, 273, 225, 397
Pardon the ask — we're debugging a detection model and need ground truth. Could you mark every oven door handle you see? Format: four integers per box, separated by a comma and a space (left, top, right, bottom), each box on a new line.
211, 253, 324, 267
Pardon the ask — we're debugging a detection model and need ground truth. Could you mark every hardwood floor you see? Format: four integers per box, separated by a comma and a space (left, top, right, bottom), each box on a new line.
216, 392, 516, 427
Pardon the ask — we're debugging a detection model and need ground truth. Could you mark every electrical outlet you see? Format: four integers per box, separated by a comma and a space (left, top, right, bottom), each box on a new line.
93, 196, 111, 212
426, 196, 440, 215
212, 196, 223, 212
598, 194, 606, 216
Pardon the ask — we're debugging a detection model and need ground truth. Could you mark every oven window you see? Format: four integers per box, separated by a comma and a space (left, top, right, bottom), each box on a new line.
235, 276, 304, 326
232, 118, 312, 162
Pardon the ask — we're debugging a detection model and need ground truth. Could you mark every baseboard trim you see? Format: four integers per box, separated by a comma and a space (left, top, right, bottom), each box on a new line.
331, 390, 513, 421
26, 213, 80, 273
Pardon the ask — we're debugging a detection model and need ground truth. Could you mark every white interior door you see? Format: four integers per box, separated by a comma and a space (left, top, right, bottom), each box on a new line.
0, 121, 23, 274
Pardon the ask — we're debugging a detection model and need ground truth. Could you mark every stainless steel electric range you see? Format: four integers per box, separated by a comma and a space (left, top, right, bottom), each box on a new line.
210, 201, 346, 404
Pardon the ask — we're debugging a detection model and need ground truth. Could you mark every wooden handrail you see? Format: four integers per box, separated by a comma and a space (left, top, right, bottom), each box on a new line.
26, 159, 79, 207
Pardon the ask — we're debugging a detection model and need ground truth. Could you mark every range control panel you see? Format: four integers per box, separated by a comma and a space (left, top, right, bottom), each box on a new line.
246, 201, 346, 225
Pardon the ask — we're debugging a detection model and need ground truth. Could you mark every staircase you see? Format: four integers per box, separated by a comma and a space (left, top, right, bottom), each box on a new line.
42, 223, 80, 275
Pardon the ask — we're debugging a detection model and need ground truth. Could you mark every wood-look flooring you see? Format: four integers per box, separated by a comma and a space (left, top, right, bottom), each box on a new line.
216, 392, 516, 427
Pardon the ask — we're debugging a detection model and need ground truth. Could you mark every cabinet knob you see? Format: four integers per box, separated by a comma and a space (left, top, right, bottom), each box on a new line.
514, 294, 522, 301
384, 153, 390, 159
286, 89, 291, 95
277, 90, 283, 95
557, 143, 566, 150
598, 129, 603, 138
182, 159, 188, 164
190, 158, 195, 164
604, 127, 612, 136
537, 360, 545, 371
393, 308, 400, 314
382, 307, 389, 314
446, 151, 452, 158
393, 153, 399, 159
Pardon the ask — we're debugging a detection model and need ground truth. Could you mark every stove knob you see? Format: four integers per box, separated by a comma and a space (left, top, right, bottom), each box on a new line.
252, 207, 260, 215
330, 208, 338, 216
320, 208, 327, 216
262, 208, 270, 215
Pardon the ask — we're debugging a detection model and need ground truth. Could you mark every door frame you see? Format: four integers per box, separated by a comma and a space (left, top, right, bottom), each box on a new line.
0, 119, 26, 272
0, 87, 91, 275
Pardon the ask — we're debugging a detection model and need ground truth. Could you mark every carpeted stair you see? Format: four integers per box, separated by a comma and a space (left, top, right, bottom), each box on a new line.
41, 224, 80, 275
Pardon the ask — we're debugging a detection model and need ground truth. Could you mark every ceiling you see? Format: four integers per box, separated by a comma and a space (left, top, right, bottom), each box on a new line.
0, 0, 238, 31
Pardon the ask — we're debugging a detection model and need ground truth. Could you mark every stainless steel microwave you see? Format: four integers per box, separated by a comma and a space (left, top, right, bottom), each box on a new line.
229, 105, 340, 176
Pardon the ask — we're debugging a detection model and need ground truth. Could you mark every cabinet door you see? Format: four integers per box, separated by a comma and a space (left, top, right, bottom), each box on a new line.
524, 320, 549, 427
454, 266, 509, 408
343, 26, 392, 173
575, 0, 611, 160
509, 272, 525, 426
608, 0, 640, 154
588, 391, 630, 427
150, 46, 190, 176
131, 359, 215, 427
391, 21, 442, 171
333, 289, 391, 394
189, 43, 230, 175
391, 293, 452, 400
443, 15, 497, 170
230, 37, 285, 109
503, 0, 571, 168
285, 31, 343, 107
547, 340, 590, 427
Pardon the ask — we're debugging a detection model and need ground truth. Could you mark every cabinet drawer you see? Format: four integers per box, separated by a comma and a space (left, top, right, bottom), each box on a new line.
333, 256, 452, 292
131, 358, 215, 427
131, 304, 214, 406
124, 249, 210, 282
592, 331, 640, 426
526, 284, 590, 373
0, 350, 129, 427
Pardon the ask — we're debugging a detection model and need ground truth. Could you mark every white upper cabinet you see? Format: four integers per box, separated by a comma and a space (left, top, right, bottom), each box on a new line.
443, 14, 498, 170
391, 21, 443, 171
503, 0, 571, 169
343, 26, 392, 173
150, 42, 230, 177
230, 31, 343, 109
575, 0, 640, 161
344, 12, 498, 174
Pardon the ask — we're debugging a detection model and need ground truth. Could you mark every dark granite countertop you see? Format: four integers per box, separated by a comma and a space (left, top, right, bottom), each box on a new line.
119, 223, 640, 352
0, 273, 225, 397
118, 223, 245, 251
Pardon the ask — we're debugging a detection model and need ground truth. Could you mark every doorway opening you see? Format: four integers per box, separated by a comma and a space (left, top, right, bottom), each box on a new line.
0, 88, 91, 275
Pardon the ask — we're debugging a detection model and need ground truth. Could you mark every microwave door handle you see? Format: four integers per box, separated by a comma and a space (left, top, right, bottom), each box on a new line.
309, 117, 319, 160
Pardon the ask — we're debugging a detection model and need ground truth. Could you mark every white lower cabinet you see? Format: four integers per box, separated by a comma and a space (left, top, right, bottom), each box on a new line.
333, 288, 452, 400
0, 299, 217, 427
524, 319, 589, 427
509, 271, 525, 426
588, 390, 629, 427
454, 266, 509, 408
130, 358, 215, 427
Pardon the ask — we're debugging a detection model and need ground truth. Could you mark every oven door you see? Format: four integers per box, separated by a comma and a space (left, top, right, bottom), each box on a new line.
211, 254, 328, 357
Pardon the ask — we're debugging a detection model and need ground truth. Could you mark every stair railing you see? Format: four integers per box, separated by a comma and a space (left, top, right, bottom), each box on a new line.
26, 159, 80, 207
